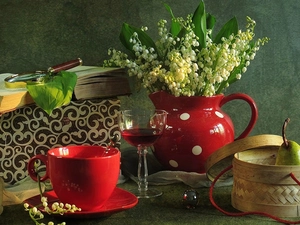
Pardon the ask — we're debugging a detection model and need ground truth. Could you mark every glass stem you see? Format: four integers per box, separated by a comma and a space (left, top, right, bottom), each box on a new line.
137, 145, 148, 193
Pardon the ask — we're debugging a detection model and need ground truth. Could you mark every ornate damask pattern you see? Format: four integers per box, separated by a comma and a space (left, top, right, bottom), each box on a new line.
0, 98, 121, 184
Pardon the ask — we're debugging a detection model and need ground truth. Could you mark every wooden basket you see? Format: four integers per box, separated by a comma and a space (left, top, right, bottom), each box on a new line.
205, 134, 300, 218
232, 147, 300, 217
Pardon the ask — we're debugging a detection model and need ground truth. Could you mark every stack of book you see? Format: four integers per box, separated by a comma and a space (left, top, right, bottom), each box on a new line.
0, 66, 131, 114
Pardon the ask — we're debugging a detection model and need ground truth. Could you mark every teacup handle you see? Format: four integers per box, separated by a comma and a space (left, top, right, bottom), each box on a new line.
27, 154, 49, 182
220, 93, 258, 140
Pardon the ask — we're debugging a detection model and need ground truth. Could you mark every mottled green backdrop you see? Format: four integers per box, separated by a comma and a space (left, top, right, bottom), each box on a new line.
0, 0, 299, 142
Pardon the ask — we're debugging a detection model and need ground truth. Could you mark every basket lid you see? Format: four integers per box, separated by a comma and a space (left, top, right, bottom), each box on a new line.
204, 134, 283, 181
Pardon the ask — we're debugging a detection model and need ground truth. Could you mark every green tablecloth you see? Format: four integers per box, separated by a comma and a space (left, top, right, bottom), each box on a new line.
2, 180, 297, 225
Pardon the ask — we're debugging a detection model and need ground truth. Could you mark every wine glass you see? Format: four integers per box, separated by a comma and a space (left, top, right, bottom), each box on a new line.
118, 109, 167, 198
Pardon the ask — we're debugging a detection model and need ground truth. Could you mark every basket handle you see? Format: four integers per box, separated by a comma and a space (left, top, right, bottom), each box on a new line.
209, 165, 300, 224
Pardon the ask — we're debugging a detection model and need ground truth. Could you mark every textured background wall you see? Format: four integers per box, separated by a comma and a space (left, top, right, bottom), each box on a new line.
0, 0, 299, 142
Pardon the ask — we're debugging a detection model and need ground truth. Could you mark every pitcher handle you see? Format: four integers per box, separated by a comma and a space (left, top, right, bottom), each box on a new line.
220, 93, 258, 140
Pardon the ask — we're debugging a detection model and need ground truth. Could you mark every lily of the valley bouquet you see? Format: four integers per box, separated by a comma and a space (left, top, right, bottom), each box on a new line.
104, 0, 269, 97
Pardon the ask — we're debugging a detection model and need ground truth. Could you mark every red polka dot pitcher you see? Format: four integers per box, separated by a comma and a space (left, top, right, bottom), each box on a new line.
149, 91, 258, 173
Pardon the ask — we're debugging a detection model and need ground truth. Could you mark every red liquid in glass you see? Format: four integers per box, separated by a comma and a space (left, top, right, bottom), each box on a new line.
121, 128, 161, 146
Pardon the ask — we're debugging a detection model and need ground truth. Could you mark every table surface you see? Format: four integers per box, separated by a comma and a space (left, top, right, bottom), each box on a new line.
2, 180, 299, 225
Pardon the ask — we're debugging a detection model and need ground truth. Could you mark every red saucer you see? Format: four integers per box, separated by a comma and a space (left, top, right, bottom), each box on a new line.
24, 187, 138, 218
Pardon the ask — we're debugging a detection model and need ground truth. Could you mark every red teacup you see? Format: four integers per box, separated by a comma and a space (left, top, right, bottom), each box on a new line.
27, 145, 120, 211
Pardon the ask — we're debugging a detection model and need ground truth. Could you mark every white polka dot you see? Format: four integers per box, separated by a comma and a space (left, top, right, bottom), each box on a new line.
192, 145, 202, 155
169, 160, 178, 168
215, 111, 224, 118
180, 113, 190, 120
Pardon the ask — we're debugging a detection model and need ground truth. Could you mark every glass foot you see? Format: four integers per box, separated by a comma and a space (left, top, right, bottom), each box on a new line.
130, 188, 163, 198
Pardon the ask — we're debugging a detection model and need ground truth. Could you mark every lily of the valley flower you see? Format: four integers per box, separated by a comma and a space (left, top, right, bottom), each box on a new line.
24, 164, 81, 225
104, 1, 269, 97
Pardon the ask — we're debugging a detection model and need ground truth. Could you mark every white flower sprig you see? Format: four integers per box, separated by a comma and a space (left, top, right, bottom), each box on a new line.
24, 197, 81, 225
104, 1, 269, 97
24, 163, 81, 225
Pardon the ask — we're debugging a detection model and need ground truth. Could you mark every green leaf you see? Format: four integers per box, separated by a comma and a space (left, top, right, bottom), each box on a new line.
192, 0, 207, 49
206, 13, 216, 31
164, 3, 181, 37
119, 23, 158, 56
213, 17, 238, 44
26, 71, 77, 115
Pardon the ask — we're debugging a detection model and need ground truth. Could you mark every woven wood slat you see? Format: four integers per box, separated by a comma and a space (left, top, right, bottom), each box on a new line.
233, 177, 300, 205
